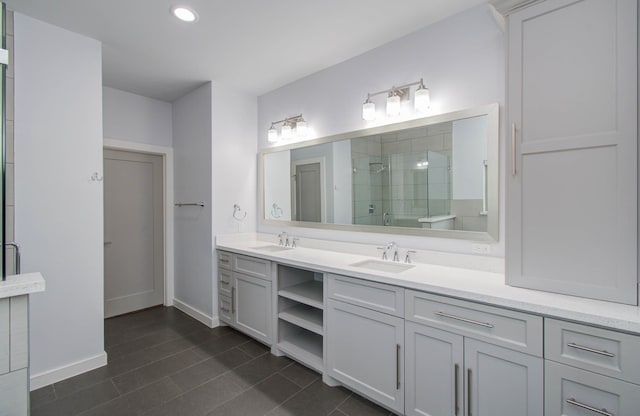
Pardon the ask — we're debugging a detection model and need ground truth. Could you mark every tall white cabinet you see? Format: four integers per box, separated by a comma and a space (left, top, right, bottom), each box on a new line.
504, 0, 638, 304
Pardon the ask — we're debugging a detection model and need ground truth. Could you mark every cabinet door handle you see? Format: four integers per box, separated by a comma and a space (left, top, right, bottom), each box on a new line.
467, 368, 472, 416
454, 364, 460, 416
220, 280, 230, 285
231, 287, 236, 313
566, 398, 613, 416
435, 311, 494, 328
511, 122, 517, 176
567, 342, 615, 357
221, 307, 230, 313
396, 344, 401, 390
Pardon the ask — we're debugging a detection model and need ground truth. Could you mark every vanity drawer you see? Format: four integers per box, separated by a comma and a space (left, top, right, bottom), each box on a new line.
545, 360, 640, 416
218, 295, 233, 324
234, 254, 271, 280
327, 274, 404, 317
218, 251, 233, 270
545, 318, 640, 384
406, 290, 542, 356
218, 268, 233, 297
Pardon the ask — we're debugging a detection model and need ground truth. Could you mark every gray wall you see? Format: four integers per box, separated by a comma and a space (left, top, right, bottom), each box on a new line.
103, 86, 173, 147
14, 12, 105, 383
258, 5, 505, 256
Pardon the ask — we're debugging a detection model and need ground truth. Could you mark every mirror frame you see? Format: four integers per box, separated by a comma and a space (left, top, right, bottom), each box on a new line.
259, 103, 500, 241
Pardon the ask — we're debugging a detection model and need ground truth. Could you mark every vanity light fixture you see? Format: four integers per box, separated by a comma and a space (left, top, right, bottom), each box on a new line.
362, 78, 430, 121
267, 114, 308, 143
171, 5, 199, 22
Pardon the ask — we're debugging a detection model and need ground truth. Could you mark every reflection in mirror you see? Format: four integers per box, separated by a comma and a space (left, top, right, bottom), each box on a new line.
260, 103, 499, 241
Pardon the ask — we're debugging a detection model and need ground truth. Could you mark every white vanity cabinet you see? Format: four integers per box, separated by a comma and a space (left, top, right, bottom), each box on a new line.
217, 251, 272, 344
504, 0, 638, 304
544, 318, 640, 415
326, 275, 405, 414
405, 290, 543, 416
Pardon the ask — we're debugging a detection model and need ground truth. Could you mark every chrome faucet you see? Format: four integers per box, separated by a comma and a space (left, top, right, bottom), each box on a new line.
386, 241, 399, 262
278, 232, 288, 246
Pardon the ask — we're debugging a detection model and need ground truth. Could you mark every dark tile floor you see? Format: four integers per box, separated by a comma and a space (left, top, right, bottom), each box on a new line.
30, 306, 394, 416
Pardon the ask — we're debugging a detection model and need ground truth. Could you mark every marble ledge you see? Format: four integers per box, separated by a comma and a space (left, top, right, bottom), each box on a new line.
215, 233, 640, 335
0, 272, 45, 299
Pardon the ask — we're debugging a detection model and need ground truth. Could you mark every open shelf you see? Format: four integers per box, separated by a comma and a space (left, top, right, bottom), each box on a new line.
278, 304, 323, 335
278, 280, 323, 310
278, 327, 323, 372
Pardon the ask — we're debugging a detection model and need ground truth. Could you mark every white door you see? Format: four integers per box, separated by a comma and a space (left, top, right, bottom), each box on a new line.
326, 299, 404, 414
405, 322, 463, 416
465, 338, 543, 416
104, 149, 164, 318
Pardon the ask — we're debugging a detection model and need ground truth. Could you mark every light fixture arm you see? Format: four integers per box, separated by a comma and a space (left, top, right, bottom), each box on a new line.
270, 114, 305, 127
366, 78, 425, 100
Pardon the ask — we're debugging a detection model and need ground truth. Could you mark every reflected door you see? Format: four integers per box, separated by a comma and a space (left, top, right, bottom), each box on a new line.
294, 162, 321, 222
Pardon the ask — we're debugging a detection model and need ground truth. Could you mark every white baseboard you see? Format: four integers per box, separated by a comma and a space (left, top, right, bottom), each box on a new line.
30, 351, 108, 391
173, 298, 219, 328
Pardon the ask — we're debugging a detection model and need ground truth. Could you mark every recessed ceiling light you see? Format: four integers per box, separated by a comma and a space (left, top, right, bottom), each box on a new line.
171, 5, 198, 23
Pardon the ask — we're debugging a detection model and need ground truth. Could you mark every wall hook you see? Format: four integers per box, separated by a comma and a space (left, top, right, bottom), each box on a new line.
91, 172, 103, 181
233, 204, 247, 221
271, 203, 283, 219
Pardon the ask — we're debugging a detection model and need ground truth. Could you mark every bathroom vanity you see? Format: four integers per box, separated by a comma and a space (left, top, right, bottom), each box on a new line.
0, 273, 45, 415
216, 235, 640, 416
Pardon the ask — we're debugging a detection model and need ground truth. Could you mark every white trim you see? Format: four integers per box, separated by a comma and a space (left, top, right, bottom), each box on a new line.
173, 298, 218, 328
30, 352, 107, 391
103, 138, 175, 307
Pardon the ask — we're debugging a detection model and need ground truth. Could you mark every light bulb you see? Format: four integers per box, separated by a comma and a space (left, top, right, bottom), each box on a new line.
281, 124, 293, 140
386, 93, 400, 116
414, 83, 430, 112
171, 6, 198, 22
362, 99, 376, 121
267, 126, 278, 143
295, 120, 308, 138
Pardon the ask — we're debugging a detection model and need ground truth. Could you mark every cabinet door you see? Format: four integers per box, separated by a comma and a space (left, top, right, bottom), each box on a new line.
233, 273, 272, 344
505, 0, 638, 304
465, 339, 543, 416
326, 299, 404, 414
405, 322, 463, 416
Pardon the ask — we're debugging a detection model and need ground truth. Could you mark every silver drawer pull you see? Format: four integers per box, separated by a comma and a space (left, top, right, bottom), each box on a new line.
221, 307, 230, 313
566, 398, 613, 416
220, 281, 230, 285
435, 311, 494, 328
567, 343, 615, 358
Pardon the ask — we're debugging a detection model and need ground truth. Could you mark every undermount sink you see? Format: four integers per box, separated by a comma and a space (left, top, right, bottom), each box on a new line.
251, 245, 292, 253
349, 259, 415, 273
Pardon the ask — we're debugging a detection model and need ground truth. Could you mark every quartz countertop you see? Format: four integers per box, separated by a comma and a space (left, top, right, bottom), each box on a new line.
216, 234, 640, 335
0, 272, 45, 299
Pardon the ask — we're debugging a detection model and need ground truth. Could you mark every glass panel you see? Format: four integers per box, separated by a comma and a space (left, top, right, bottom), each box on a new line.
1, 3, 5, 280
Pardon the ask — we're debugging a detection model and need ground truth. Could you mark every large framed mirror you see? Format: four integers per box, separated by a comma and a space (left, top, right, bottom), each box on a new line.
259, 103, 499, 241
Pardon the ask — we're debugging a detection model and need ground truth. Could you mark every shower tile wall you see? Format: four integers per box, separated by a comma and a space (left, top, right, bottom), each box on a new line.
352, 136, 383, 225
5, 10, 15, 273
451, 199, 487, 232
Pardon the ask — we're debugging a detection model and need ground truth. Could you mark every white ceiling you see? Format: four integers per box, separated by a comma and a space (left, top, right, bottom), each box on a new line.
5, 0, 487, 102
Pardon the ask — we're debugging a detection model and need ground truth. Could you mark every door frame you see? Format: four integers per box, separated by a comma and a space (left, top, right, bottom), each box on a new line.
291, 157, 326, 223
103, 138, 174, 310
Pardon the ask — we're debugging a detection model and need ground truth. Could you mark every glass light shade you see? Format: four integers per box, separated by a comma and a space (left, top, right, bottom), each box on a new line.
267, 127, 278, 143
414, 86, 430, 112
281, 124, 293, 140
171, 6, 198, 22
386, 94, 401, 116
295, 120, 308, 138
362, 101, 376, 121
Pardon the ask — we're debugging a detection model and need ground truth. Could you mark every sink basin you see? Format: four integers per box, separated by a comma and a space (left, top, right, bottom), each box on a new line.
349, 259, 415, 273
251, 245, 292, 253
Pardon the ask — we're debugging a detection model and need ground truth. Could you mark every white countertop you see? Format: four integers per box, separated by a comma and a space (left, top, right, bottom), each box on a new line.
216, 234, 640, 335
0, 272, 45, 299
